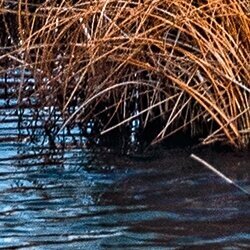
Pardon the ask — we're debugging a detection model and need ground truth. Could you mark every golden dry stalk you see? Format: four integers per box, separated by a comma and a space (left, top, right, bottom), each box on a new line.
1, 0, 250, 148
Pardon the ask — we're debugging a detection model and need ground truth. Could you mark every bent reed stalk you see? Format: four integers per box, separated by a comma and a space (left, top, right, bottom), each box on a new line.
1, 0, 250, 148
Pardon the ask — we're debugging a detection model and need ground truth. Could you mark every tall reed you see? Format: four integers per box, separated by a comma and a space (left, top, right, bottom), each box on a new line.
1, 0, 250, 148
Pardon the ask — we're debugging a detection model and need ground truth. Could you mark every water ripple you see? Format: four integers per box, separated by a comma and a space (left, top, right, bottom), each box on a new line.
0, 95, 249, 248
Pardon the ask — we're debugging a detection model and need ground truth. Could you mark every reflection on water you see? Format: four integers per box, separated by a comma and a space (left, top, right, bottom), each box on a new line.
0, 84, 249, 249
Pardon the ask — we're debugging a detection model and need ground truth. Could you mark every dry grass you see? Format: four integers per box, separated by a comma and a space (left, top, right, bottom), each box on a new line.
1, 0, 250, 148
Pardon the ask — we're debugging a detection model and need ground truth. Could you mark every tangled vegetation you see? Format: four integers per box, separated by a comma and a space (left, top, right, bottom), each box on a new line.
0, 0, 250, 148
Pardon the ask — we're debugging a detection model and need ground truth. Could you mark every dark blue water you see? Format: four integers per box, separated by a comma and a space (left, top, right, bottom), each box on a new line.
0, 79, 249, 249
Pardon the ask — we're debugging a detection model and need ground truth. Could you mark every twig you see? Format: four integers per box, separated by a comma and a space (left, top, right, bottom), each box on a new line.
190, 154, 250, 196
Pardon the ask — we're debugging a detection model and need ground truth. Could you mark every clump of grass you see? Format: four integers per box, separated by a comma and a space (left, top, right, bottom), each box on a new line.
1, 0, 250, 148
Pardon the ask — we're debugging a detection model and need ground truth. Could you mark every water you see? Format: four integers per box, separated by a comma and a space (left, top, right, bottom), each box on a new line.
0, 82, 249, 249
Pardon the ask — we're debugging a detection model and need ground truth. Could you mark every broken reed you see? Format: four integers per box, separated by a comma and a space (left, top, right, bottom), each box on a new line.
0, 0, 250, 148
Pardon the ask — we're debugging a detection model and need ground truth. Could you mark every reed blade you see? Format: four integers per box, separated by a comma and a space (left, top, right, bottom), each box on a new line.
190, 153, 250, 197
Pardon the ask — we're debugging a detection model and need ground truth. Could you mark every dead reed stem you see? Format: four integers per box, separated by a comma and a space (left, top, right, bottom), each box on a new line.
191, 154, 250, 196
1, 0, 250, 148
